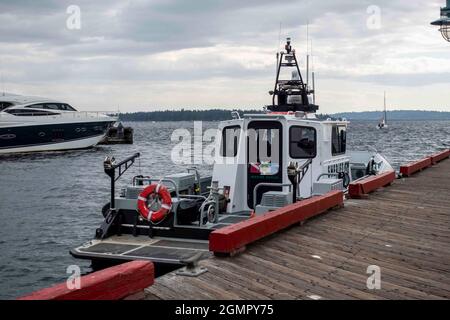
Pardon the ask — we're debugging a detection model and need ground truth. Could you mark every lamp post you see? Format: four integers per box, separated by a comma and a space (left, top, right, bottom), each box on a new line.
431, 0, 450, 42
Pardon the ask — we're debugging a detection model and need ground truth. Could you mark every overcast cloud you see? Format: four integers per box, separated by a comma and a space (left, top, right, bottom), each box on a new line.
0, 0, 449, 113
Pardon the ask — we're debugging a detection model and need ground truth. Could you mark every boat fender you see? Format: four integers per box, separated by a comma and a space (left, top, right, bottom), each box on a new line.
137, 183, 173, 223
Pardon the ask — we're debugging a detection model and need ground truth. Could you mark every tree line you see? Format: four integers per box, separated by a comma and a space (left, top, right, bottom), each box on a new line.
118, 109, 333, 121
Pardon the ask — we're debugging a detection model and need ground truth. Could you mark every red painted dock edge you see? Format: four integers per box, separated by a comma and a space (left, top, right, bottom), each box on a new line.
431, 149, 450, 164
209, 191, 343, 254
400, 157, 433, 177
18, 261, 154, 300
348, 170, 396, 199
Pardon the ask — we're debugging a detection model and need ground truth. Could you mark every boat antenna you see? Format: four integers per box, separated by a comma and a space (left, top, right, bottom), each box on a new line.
310, 30, 315, 104
306, 21, 310, 88
277, 22, 282, 73
312, 72, 316, 104
268, 37, 318, 113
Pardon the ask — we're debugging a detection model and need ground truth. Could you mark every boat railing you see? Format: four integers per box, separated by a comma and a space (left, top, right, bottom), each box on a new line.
134, 177, 182, 199
316, 173, 340, 181
132, 176, 209, 228
73, 111, 118, 118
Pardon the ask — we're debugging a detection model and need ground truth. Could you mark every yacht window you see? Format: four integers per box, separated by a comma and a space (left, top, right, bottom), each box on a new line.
23, 103, 75, 111
60, 104, 76, 111
25, 104, 45, 109
44, 103, 60, 110
289, 126, 316, 158
5, 109, 28, 115
5, 109, 58, 116
331, 125, 347, 156
220, 126, 241, 157
0, 102, 13, 111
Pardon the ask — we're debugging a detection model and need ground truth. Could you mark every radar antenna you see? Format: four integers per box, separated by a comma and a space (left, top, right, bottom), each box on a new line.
267, 38, 318, 113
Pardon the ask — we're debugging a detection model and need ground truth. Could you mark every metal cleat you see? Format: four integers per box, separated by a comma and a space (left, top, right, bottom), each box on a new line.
176, 252, 208, 277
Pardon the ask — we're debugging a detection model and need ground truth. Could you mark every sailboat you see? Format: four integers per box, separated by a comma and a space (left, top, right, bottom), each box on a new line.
377, 92, 388, 129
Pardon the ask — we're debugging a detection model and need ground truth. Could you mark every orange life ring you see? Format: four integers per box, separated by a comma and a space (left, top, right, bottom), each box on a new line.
137, 183, 172, 223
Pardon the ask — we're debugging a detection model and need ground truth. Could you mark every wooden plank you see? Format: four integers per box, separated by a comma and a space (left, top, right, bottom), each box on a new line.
146, 157, 450, 300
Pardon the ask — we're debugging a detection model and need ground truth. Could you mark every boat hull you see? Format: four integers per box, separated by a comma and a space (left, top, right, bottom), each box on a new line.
0, 121, 115, 154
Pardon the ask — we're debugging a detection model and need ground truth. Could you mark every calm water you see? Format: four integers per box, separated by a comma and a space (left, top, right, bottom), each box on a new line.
0, 120, 449, 299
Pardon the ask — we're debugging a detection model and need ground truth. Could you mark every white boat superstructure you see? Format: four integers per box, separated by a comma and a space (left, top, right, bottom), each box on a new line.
0, 94, 117, 154
212, 112, 393, 214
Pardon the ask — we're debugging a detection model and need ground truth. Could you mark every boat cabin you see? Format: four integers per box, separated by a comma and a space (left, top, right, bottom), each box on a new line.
213, 113, 349, 215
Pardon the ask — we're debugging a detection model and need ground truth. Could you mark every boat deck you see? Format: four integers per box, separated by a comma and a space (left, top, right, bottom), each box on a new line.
70, 214, 251, 266
72, 237, 212, 266
144, 158, 450, 300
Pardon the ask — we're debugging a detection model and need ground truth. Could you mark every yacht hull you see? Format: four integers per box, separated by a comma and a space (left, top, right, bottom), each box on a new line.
0, 121, 114, 154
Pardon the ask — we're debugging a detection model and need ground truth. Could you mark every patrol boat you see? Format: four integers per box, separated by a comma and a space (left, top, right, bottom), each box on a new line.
71, 39, 393, 269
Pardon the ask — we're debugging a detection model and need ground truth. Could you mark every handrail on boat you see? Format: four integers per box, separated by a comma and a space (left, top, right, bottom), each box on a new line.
133, 177, 181, 199
316, 173, 340, 181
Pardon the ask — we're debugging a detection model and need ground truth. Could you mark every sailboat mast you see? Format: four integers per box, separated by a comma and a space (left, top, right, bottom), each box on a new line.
384, 91, 387, 124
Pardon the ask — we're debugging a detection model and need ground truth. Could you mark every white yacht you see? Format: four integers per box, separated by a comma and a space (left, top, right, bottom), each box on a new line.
0, 94, 117, 154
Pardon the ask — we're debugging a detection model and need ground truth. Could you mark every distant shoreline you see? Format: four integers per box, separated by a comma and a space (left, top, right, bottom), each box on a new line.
117, 109, 450, 122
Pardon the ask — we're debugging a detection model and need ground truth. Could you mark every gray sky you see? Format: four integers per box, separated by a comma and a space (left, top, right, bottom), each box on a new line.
0, 0, 449, 113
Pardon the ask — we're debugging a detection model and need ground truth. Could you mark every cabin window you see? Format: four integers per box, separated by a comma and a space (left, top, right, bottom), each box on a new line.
220, 125, 241, 157
331, 125, 347, 156
5, 109, 58, 116
0, 102, 13, 111
44, 103, 60, 110
25, 104, 45, 109
60, 104, 76, 111
25, 103, 75, 111
289, 126, 316, 159
248, 129, 280, 164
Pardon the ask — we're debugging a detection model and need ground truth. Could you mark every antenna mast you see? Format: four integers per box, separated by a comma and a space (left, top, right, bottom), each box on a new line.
268, 38, 318, 113
312, 72, 316, 105
277, 22, 282, 73
310, 33, 315, 105
306, 22, 309, 88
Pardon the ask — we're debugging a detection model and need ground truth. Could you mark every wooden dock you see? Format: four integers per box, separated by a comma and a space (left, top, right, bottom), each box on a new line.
145, 158, 450, 300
